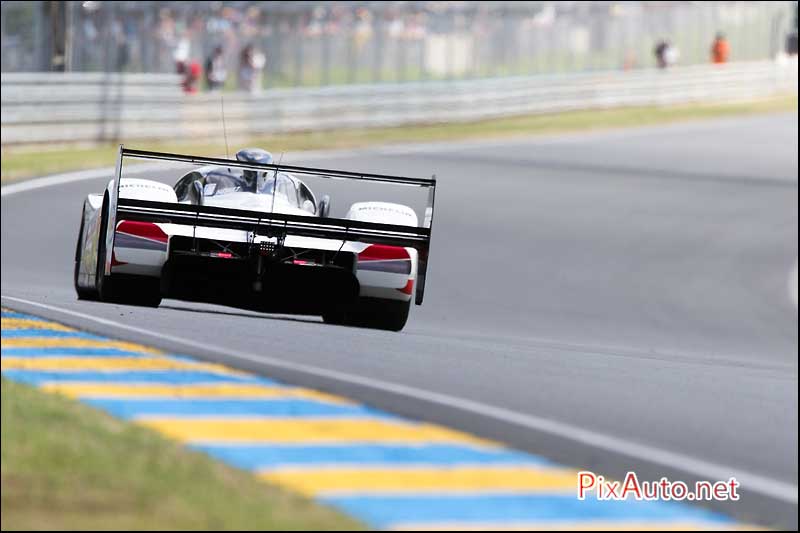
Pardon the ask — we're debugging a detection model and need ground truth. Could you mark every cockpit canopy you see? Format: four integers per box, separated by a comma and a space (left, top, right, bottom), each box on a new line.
173, 166, 317, 213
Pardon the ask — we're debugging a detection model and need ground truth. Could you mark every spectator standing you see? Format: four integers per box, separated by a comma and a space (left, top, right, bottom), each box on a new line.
654, 39, 679, 69
173, 37, 190, 75
654, 39, 669, 69
238, 44, 265, 93
182, 60, 202, 94
711, 32, 730, 64
205, 45, 227, 90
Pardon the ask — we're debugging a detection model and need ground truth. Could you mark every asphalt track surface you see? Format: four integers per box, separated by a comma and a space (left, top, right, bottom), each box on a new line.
2, 113, 798, 527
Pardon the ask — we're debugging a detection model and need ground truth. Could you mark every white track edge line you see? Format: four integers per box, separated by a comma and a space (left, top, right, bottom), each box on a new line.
0, 150, 351, 198
2, 294, 797, 505
0, 161, 179, 198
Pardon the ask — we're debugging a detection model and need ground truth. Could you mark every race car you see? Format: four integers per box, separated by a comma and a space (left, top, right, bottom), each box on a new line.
74, 147, 436, 331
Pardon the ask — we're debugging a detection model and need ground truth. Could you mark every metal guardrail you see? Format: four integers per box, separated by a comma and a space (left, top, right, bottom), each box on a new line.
1, 60, 797, 146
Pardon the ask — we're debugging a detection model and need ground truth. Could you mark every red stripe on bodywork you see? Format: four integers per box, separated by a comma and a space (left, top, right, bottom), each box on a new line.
116, 220, 168, 243
397, 279, 414, 295
358, 245, 410, 261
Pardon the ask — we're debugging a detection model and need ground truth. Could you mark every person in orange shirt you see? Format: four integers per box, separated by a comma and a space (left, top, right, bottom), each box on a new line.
711, 32, 730, 64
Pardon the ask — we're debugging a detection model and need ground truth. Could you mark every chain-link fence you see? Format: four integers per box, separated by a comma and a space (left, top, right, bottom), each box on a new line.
2, 1, 796, 88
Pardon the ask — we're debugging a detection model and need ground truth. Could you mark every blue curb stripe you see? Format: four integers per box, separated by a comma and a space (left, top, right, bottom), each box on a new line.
1, 350, 152, 359
1, 312, 44, 319
2, 347, 153, 356
0, 308, 742, 530
193, 443, 552, 471
321, 494, 734, 529
84, 398, 392, 420
1, 369, 266, 385
1, 329, 106, 339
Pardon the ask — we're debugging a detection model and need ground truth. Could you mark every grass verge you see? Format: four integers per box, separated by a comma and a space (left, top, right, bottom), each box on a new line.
1, 94, 796, 184
0, 378, 363, 530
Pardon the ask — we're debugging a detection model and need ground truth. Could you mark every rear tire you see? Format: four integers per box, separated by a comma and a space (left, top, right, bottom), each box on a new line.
95, 197, 113, 301
323, 298, 410, 332
108, 276, 162, 307
365, 299, 410, 331
74, 212, 98, 300
321, 308, 348, 326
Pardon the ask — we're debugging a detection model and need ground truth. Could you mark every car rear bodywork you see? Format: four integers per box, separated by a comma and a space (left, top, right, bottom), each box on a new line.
75, 147, 436, 331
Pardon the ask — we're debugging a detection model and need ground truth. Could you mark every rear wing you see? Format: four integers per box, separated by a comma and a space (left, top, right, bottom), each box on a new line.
105, 146, 436, 305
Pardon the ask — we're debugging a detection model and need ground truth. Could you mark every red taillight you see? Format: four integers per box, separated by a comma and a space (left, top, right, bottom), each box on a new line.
358, 245, 410, 261
397, 279, 414, 295
211, 252, 233, 259
116, 220, 168, 243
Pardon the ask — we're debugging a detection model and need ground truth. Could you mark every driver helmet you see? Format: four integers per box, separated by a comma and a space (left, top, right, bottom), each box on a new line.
235, 148, 273, 191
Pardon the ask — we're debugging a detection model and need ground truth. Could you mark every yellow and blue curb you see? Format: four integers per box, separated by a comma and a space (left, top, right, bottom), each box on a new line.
1, 307, 745, 530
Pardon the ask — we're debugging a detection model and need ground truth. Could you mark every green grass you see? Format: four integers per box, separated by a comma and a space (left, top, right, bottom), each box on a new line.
1, 94, 795, 184
0, 379, 364, 530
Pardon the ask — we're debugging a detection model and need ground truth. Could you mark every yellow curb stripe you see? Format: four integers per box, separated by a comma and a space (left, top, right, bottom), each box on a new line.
259, 466, 576, 496
2, 337, 161, 353
1, 356, 239, 373
39, 382, 353, 404
0, 308, 750, 530
1, 318, 75, 331
138, 418, 491, 446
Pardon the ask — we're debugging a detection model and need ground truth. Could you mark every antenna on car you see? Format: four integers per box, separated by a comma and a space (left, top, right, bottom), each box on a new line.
220, 92, 230, 160
269, 152, 284, 217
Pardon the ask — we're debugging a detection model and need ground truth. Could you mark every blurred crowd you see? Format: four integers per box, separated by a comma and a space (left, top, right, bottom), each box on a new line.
176, 43, 266, 94
651, 32, 730, 70
2, 1, 795, 87
128, 2, 429, 93
161, 2, 741, 93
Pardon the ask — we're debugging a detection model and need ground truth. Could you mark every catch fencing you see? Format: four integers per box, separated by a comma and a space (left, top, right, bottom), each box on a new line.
1, 59, 797, 146
2, 1, 795, 85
